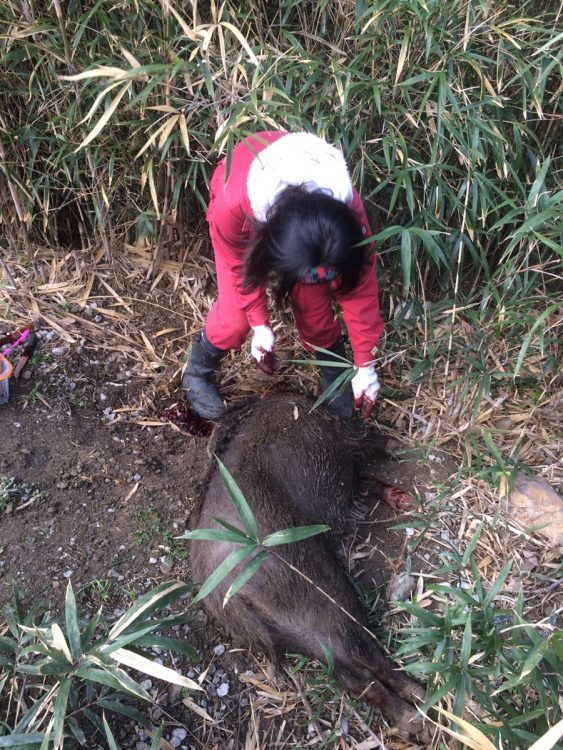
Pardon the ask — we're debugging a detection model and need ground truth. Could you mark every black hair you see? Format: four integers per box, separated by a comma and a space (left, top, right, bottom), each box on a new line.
243, 185, 367, 304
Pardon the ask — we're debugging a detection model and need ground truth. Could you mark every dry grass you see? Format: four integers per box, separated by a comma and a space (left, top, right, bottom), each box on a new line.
1, 235, 561, 749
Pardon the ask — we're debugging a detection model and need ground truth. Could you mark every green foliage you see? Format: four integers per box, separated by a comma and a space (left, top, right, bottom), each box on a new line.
134, 507, 187, 559
0, 477, 46, 514
1, 0, 560, 300
181, 458, 329, 606
394, 547, 563, 747
292, 343, 358, 409
0, 580, 198, 749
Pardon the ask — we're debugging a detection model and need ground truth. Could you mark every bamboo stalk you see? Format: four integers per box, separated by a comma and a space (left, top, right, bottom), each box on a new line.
52, 0, 113, 262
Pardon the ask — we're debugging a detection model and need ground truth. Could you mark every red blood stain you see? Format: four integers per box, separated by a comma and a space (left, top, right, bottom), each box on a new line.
255, 348, 279, 376
159, 403, 214, 437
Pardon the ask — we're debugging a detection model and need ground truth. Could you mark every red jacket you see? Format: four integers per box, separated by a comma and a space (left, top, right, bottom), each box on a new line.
206, 131, 384, 366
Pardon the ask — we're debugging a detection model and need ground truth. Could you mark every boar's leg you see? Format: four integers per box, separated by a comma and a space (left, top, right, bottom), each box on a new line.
355, 645, 424, 702
361, 477, 415, 510
336, 658, 426, 738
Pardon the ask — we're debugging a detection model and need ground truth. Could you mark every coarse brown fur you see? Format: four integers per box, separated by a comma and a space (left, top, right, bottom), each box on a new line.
189, 394, 427, 738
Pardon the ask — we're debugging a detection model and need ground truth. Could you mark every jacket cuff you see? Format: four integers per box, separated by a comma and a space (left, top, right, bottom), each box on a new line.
353, 351, 377, 367
246, 306, 270, 328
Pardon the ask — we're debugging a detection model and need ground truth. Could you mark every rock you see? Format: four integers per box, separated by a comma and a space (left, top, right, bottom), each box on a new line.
216, 682, 230, 697
140, 679, 153, 690
386, 572, 416, 602
172, 728, 187, 741
213, 644, 226, 656
508, 474, 563, 546
168, 684, 183, 703
160, 556, 174, 575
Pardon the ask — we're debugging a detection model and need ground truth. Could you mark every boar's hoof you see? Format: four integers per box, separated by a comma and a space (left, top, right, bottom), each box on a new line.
395, 707, 432, 743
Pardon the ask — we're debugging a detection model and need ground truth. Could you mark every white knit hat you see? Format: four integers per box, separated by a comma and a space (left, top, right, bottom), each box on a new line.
247, 132, 354, 222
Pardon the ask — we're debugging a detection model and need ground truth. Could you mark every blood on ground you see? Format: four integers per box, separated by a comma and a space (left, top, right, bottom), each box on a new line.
159, 402, 214, 437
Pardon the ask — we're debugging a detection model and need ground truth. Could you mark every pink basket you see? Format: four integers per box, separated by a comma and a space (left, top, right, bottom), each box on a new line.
0, 354, 13, 405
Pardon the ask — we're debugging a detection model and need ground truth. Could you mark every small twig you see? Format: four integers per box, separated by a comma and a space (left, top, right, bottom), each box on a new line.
0, 257, 19, 291
267, 548, 382, 645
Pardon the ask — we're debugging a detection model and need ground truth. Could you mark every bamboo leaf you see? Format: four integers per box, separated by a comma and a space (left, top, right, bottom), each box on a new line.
75, 663, 150, 701
433, 706, 497, 750
527, 717, 563, 750
395, 25, 411, 86
110, 648, 203, 690
149, 725, 165, 750
120, 46, 142, 68
64, 582, 82, 660
99, 622, 167, 655
53, 678, 71, 750
460, 616, 473, 669
312, 367, 356, 410
183, 695, 213, 722
223, 550, 268, 606
133, 635, 199, 662
78, 80, 123, 125
216, 458, 259, 540
147, 158, 160, 220
483, 560, 512, 608
180, 528, 251, 544
102, 714, 120, 750
49, 624, 73, 664
74, 83, 130, 152
158, 115, 180, 150
220, 22, 259, 65
513, 304, 559, 379
262, 525, 330, 547
193, 545, 256, 604
179, 114, 191, 153
60, 66, 128, 81
167, 3, 199, 41
0, 733, 50, 747
519, 636, 552, 679
401, 228, 412, 294
109, 581, 189, 639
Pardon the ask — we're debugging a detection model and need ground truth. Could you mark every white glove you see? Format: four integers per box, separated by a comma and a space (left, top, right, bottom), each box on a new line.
250, 325, 275, 364
351, 364, 380, 418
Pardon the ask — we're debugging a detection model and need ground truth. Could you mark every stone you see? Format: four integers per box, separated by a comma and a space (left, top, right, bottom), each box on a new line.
160, 556, 174, 575
216, 682, 229, 697
508, 473, 563, 546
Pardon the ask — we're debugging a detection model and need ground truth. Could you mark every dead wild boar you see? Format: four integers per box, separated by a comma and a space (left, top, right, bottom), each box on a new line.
189, 394, 426, 737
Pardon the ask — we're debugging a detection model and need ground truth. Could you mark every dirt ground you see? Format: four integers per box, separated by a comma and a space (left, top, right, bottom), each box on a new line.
0, 293, 457, 748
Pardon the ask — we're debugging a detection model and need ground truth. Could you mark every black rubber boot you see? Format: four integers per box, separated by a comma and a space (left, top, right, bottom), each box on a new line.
182, 331, 228, 420
315, 336, 353, 418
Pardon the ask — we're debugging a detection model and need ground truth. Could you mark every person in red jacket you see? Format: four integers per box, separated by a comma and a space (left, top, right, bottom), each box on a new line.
183, 130, 384, 420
